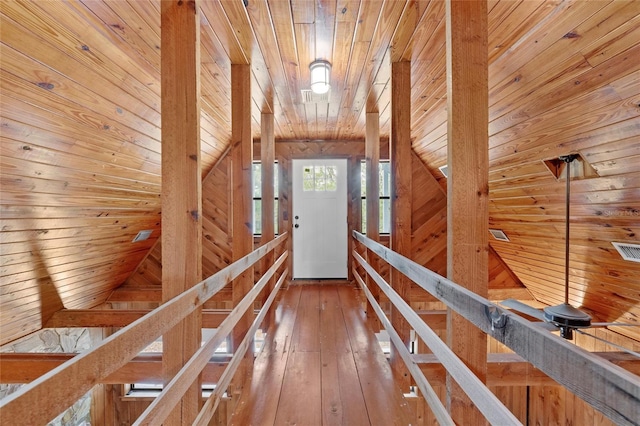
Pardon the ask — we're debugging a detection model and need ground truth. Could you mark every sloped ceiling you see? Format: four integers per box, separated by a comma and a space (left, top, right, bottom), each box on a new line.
1, 0, 639, 345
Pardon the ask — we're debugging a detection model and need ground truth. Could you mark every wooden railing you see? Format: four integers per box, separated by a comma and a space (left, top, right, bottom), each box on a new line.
352, 231, 640, 426
0, 233, 288, 425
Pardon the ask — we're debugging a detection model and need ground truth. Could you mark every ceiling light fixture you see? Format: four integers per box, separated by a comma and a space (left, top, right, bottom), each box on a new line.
310, 60, 331, 94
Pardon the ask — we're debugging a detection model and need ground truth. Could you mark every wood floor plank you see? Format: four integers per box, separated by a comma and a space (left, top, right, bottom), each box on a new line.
291, 285, 321, 352
230, 284, 414, 425
229, 285, 301, 426
274, 351, 322, 425
320, 286, 370, 426
337, 285, 414, 426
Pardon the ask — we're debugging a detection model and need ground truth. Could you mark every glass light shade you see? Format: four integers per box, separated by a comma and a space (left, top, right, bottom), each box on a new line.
310, 60, 331, 94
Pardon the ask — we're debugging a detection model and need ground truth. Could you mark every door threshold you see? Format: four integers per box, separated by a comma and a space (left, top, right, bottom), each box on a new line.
290, 278, 352, 286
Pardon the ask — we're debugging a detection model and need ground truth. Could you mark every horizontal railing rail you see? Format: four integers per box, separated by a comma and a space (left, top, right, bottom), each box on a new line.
0, 233, 288, 425
352, 243, 519, 425
353, 231, 640, 426
134, 252, 288, 425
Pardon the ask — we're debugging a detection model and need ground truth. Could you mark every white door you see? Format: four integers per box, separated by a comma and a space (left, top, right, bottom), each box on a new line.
292, 159, 348, 279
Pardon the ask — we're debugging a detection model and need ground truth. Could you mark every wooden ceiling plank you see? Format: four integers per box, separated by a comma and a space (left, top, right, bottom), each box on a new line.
489, 115, 640, 171
580, 4, 640, 68
218, 0, 256, 65
0, 88, 161, 168
199, 0, 247, 64
0, 45, 161, 145
488, 0, 549, 63
0, 1, 161, 115
291, 0, 315, 24
334, 0, 382, 138
490, 42, 640, 140
338, 1, 407, 141
80, 0, 161, 73
248, 0, 304, 139
490, 0, 612, 89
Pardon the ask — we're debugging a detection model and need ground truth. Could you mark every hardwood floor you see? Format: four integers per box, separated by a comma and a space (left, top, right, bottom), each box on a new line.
229, 284, 415, 425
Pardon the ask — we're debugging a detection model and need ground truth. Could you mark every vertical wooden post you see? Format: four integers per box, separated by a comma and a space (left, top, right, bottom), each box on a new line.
261, 112, 275, 329
160, 1, 202, 424
390, 60, 412, 391
365, 112, 381, 330
230, 63, 254, 398
445, 0, 489, 423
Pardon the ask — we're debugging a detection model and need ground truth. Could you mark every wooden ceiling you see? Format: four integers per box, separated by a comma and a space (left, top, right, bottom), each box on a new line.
1, 0, 639, 346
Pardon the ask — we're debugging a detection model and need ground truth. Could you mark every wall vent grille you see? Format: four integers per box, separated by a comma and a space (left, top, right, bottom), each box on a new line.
301, 89, 329, 104
132, 230, 153, 243
489, 229, 510, 242
612, 242, 640, 263
438, 164, 448, 178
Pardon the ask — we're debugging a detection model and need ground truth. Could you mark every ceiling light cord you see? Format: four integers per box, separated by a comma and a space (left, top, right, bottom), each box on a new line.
561, 155, 577, 305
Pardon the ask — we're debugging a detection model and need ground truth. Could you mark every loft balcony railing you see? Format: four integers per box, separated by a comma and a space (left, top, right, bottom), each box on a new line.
352, 231, 640, 426
0, 233, 288, 425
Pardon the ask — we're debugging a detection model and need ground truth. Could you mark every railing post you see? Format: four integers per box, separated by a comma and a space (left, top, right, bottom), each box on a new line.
160, 0, 202, 423
230, 63, 254, 403
445, 0, 489, 422
390, 60, 413, 391
365, 111, 381, 331
261, 112, 276, 330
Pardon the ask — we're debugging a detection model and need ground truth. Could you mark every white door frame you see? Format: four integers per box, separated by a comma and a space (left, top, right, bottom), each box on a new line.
292, 158, 348, 279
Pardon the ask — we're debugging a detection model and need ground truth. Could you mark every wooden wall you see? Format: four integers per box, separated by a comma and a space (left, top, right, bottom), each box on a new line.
412, 0, 640, 341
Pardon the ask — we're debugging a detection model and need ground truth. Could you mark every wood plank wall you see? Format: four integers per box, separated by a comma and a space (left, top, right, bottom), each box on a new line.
412, 0, 640, 342
0, 0, 227, 346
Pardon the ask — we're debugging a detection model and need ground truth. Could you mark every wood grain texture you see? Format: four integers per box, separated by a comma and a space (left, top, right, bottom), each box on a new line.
446, 0, 489, 422
160, 1, 202, 422
1, 0, 639, 421
390, 60, 413, 390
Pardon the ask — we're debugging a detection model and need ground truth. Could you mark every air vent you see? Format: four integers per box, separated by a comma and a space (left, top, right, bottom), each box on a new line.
438, 164, 448, 178
543, 153, 598, 180
132, 230, 153, 243
489, 229, 510, 242
301, 89, 329, 104
612, 242, 640, 263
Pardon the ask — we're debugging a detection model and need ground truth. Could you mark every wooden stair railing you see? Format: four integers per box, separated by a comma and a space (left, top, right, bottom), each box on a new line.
352, 235, 518, 425
0, 233, 288, 425
352, 231, 640, 426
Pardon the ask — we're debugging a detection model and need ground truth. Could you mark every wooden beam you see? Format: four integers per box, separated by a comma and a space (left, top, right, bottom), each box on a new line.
160, 0, 202, 423
446, 0, 489, 423
353, 266, 454, 425
5, 351, 638, 387
354, 250, 518, 425
261, 112, 276, 329
414, 352, 640, 387
133, 255, 288, 425
354, 232, 640, 426
365, 112, 381, 330
0, 234, 285, 425
44, 309, 235, 328
411, 287, 533, 302
0, 353, 228, 384
390, 60, 412, 390
230, 62, 254, 400
107, 286, 233, 304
